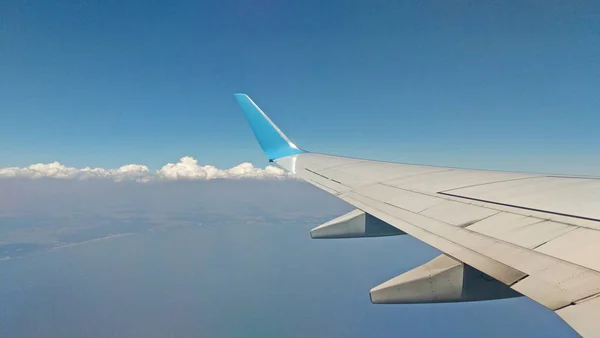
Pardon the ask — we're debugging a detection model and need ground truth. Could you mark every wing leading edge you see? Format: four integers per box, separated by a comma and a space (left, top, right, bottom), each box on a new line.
234, 94, 600, 337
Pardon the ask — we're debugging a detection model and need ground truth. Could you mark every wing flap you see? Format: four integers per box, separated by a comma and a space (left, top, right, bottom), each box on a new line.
557, 295, 600, 337
468, 214, 575, 249
536, 228, 600, 272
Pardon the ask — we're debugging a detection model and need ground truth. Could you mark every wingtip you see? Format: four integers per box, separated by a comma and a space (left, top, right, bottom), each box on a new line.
233, 94, 305, 160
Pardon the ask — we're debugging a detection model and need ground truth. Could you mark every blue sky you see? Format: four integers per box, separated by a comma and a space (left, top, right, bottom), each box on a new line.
1, 0, 599, 174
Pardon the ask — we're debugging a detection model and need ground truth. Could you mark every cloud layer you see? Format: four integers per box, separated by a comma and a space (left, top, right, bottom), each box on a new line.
0, 157, 294, 182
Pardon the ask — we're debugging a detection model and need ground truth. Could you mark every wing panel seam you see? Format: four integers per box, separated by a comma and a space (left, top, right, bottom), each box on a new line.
438, 175, 546, 193
439, 192, 600, 223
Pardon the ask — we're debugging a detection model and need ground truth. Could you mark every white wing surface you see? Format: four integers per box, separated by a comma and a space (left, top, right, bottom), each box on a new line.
234, 94, 600, 337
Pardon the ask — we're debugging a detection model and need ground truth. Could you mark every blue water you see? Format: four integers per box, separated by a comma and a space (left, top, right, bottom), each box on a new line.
0, 223, 577, 337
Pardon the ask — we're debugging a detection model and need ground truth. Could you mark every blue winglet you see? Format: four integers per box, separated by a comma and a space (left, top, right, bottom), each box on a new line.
234, 93, 306, 161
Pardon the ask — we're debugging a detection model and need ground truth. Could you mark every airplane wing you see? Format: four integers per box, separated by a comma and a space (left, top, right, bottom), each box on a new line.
234, 93, 600, 337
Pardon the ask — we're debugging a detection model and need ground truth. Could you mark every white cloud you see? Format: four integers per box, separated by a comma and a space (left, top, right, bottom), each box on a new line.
157, 157, 209, 181
0, 157, 294, 182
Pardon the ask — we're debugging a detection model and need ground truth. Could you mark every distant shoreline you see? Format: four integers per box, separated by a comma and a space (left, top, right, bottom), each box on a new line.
51, 232, 135, 250
1, 232, 136, 262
